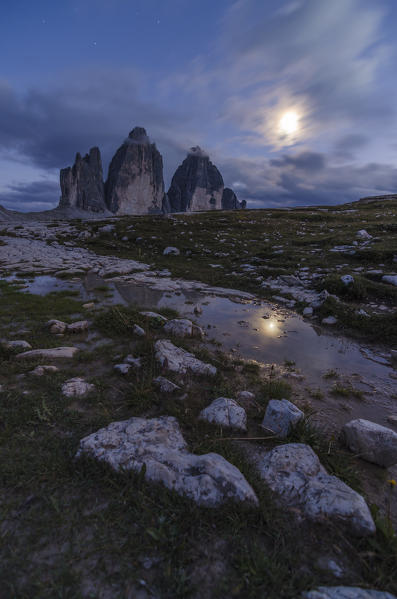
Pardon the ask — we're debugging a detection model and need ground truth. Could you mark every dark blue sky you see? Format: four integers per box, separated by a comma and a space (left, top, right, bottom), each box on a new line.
1, 0, 397, 211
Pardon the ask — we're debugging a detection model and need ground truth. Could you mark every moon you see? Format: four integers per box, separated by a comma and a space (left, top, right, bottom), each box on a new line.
279, 111, 299, 135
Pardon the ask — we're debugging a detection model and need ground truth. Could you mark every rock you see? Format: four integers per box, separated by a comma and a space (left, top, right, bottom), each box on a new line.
341, 419, 397, 467
356, 229, 372, 240
67, 320, 89, 334
303, 307, 313, 316
98, 224, 115, 234
315, 557, 345, 579
163, 246, 180, 256
164, 318, 193, 337
221, 188, 244, 210
30, 365, 59, 376
193, 304, 203, 315
155, 340, 216, 376
132, 324, 146, 337
62, 377, 95, 397
153, 376, 181, 393
303, 587, 396, 599
192, 324, 205, 339
237, 390, 255, 402
261, 399, 304, 438
258, 443, 375, 536
114, 363, 131, 375
82, 302, 95, 309
322, 316, 337, 325
16, 347, 79, 360
124, 355, 142, 368
76, 416, 258, 507
167, 146, 224, 212
341, 275, 354, 285
105, 127, 165, 215
47, 319, 68, 334
382, 275, 397, 287
199, 397, 247, 431
3, 340, 32, 350
59, 147, 106, 212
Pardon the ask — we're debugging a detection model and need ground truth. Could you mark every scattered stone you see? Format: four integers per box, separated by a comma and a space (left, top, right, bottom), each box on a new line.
67, 320, 89, 334
315, 557, 345, 579
322, 316, 337, 325
303, 587, 396, 599
132, 324, 146, 337
237, 390, 255, 402
153, 376, 181, 393
199, 398, 247, 431
76, 416, 258, 507
124, 355, 142, 368
303, 307, 313, 316
261, 399, 304, 438
155, 340, 216, 376
341, 275, 354, 285
341, 419, 397, 468
47, 319, 68, 334
140, 311, 168, 323
62, 377, 95, 397
114, 363, 131, 375
258, 443, 375, 536
30, 365, 59, 376
163, 246, 180, 256
164, 318, 193, 337
356, 229, 372, 240
82, 302, 95, 309
3, 340, 32, 350
16, 347, 79, 360
382, 275, 397, 287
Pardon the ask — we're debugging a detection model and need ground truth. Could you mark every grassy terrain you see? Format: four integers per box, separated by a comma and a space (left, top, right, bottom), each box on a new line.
63, 198, 397, 346
0, 280, 396, 598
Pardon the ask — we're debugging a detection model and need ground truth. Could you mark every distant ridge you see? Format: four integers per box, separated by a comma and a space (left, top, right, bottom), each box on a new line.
359, 194, 397, 203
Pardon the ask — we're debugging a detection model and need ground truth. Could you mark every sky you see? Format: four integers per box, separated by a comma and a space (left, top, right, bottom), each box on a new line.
1, 0, 397, 211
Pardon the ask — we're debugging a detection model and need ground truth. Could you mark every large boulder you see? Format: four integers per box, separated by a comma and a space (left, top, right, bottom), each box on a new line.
341, 419, 397, 467
76, 416, 258, 507
258, 443, 375, 536
167, 146, 224, 212
105, 127, 165, 215
155, 340, 216, 376
199, 398, 247, 431
59, 147, 106, 212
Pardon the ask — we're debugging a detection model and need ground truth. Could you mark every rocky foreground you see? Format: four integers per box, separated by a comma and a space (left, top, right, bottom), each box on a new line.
0, 205, 396, 598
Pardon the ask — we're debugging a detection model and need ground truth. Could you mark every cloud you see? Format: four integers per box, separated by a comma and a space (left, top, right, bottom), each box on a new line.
0, 180, 60, 212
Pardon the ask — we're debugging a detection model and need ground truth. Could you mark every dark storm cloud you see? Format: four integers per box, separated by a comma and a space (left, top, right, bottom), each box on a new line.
0, 179, 59, 212
270, 152, 325, 172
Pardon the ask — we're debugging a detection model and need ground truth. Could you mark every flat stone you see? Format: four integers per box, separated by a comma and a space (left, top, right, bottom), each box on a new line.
114, 363, 131, 375
124, 355, 142, 368
132, 324, 146, 337
322, 316, 337, 325
30, 365, 59, 376
139, 311, 168, 323
3, 340, 32, 350
153, 376, 181, 393
303, 307, 313, 316
303, 587, 396, 599
199, 398, 247, 431
164, 318, 193, 338
163, 247, 180, 256
382, 275, 397, 287
237, 390, 255, 402
341, 419, 397, 467
16, 347, 79, 360
76, 416, 258, 507
67, 320, 89, 333
47, 319, 68, 334
261, 399, 304, 438
62, 377, 95, 397
258, 443, 375, 536
155, 340, 216, 376
82, 302, 95, 309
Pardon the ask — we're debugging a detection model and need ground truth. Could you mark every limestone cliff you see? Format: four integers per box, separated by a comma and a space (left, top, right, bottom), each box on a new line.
167, 147, 224, 212
105, 127, 165, 215
222, 188, 245, 210
59, 147, 105, 212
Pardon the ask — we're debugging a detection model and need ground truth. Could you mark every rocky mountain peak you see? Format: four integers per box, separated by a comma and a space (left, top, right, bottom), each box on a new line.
128, 127, 150, 143
59, 147, 106, 212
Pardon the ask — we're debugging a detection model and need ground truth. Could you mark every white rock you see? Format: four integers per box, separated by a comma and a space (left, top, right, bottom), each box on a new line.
164, 318, 193, 338
62, 377, 95, 397
303, 307, 313, 316
341, 275, 354, 285
261, 399, 304, 438
3, 340, 32, 350
322, 316, 337, 325
16, 347, 79, 360
98, 224, 115, 234
155, 340, 216, 376
382, 275, 397, 287
193, 304, 202, 315
303, 587, 396, 599
139, 311, 168, 323
76, 416, 258, 507
163, 247, 180, 256
114, 363, 131, 375
124, 355, 142, 368
237, 391, 255, 402
342, 419, 397, 467
356, 229, 372, 240
258, 443, 375, 536
199, 398, 247, 431
47, 319, 68, 334
132, 324, 146, 337
67, 320, 89, 334
153, 376, 181, 393
82, 302, 95, 309
30, 365, 59, 376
